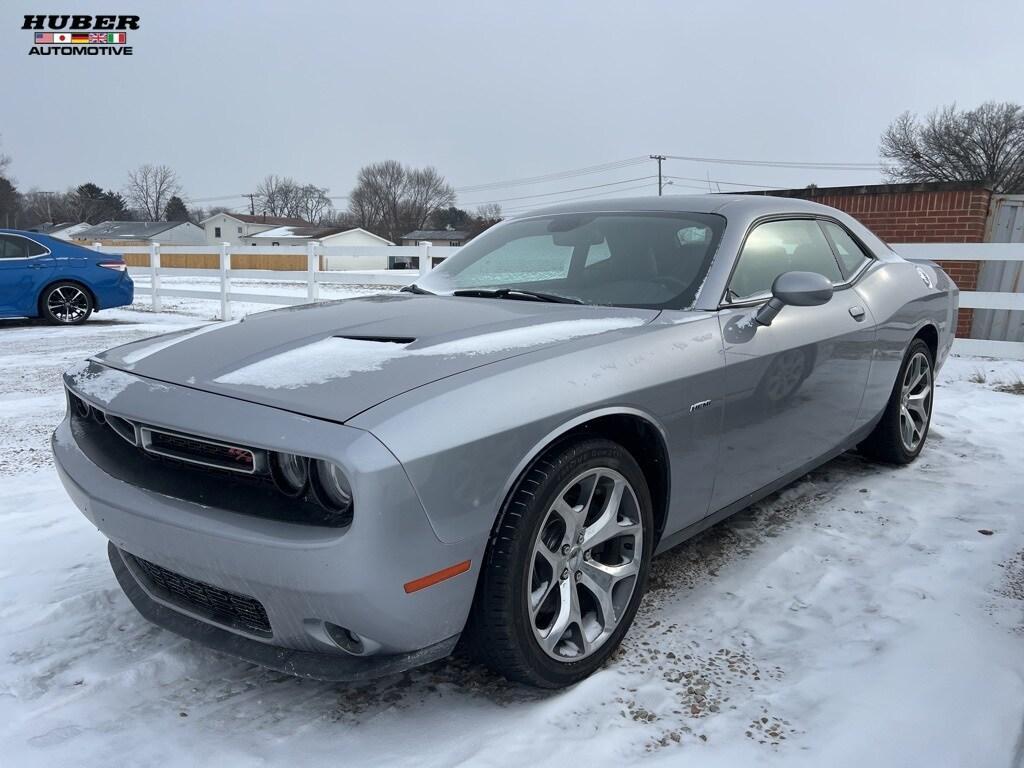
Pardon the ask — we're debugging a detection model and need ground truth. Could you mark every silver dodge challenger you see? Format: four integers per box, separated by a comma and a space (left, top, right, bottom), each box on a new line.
53, 195, 957, 688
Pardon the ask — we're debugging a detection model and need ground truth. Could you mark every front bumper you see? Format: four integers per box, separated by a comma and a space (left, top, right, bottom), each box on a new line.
54, 363, 486, 679
107, 542, 458, 680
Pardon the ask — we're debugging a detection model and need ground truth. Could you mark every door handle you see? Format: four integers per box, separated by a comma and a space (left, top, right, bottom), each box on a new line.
848, 305, 866, 320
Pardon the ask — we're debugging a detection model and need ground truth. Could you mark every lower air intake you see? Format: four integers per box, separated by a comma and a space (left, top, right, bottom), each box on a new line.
126, 552, 272, 637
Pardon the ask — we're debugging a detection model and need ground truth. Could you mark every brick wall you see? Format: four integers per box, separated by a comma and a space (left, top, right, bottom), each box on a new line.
756, 183, 992, 337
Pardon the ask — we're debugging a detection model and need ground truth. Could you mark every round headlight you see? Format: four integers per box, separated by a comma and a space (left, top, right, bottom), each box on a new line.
311, 460, 353, 514
71, 394, 90, 419
270, 452, 308, 496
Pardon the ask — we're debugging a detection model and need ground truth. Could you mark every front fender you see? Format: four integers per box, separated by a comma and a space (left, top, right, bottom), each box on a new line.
350, 315, 726, 545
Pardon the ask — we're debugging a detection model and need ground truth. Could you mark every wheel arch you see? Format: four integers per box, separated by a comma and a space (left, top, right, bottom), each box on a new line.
913, 322, 938, 362
496, 407, 672, 547
37, 278, 96, 316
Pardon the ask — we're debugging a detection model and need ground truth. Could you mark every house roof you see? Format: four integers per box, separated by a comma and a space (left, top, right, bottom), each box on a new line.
736, 180, 992, 198
73, 220, 191, 240
245, 225, 345, 240
321, 227, 393, 245
201, 212, 311, 227
48, 222, 93, 237
244, 226, 395, 244
401, 230, 470, 241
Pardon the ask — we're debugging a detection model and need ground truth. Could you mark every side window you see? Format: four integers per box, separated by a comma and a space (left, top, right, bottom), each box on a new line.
821, 221, 871, 278
728, 219, 843, 300
0, 235, 30, 259
27, 238, 48, 256
214, 226, 222, 238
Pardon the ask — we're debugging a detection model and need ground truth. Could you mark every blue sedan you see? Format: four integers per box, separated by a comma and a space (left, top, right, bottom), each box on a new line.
0, 229, 134, 324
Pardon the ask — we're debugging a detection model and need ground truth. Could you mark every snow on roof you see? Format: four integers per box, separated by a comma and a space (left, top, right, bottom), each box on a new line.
401, 229, 471, 240
73, 220, 190, 240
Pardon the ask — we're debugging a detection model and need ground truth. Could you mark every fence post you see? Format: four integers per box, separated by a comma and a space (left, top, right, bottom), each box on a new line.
419, 241, 433, 277
220, 242, 232, 321
307, 240, 320, 303
149, 242, 162, 312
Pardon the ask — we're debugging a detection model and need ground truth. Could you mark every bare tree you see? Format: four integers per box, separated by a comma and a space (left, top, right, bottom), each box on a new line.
0, 133, 10, 177
254, 175, 295, 217
22, 190, 71, 226
254, 176, 334, 223
881, 102, 1024, 193
474, 203, 503, 223
294, 184, 332, 224
347, 161, 455, 242
125, 164, 182, 220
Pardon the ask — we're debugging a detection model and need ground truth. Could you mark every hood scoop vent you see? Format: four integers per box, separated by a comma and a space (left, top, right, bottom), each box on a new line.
334, 335, 416, 344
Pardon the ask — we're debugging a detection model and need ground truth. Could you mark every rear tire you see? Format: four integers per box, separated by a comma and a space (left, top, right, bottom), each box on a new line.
464, 438, 653, 688
40, 282, 93, 325
859, 338, 934, 464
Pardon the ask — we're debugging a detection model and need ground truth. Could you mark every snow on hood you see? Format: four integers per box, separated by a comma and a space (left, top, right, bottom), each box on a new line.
214, 317, 647, 390
73, 365, 157, 404
120, 320, 242, 365
92, 295, 658, 421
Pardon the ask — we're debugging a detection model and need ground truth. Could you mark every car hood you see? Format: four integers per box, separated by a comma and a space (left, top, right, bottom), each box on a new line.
94, 294, 658, 422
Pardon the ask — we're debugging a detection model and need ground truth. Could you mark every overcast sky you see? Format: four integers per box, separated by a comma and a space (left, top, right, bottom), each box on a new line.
2, 0, 1022, 215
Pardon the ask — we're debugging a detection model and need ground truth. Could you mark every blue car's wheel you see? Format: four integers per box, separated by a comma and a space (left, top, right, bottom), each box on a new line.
40, 282, 93, 325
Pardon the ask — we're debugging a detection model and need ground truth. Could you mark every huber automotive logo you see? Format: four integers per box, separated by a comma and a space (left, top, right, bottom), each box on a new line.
23, 14, 139, 56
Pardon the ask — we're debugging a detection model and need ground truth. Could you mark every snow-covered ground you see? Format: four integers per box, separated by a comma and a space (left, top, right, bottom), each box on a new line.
1, 298, 1023, 768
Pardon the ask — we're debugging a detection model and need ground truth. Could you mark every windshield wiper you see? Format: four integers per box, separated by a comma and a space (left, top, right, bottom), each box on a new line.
400, 284, 434, 295
452, 288, 583, 304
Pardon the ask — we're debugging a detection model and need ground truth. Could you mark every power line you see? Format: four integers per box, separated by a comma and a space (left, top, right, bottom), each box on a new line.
454, 157, 649, 193
664, 175, 781, 190
664, 154, 882, 170
499, 181, 660, 214
459, 175, 657, 206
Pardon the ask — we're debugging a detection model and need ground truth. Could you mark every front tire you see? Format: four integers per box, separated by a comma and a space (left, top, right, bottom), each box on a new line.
40, 282, 93, 325
859, 338, 934, 464
464, 438, 653, 688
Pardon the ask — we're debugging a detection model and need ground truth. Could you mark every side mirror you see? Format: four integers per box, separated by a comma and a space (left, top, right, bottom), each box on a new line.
755, 271, 834, 327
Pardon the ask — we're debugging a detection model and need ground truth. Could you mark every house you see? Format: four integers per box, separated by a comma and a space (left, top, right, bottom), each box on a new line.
72, 220, 206, 246
400, 229, 471, 247
240, 226, 393, 247
200, 212, 311, 246
48, 222, 93, 240
29, 222, 93, 240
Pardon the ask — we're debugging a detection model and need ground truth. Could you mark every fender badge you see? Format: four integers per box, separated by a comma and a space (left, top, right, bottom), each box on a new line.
690, 399, 712, 413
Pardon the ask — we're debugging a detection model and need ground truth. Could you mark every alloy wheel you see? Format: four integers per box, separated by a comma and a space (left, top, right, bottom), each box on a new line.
528, 467, 643, 661
899, 351, 932, 452
47, 285, 90, 323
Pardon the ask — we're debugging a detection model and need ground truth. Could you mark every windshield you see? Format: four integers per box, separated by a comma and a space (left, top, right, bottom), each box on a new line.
415, 211, 726, 310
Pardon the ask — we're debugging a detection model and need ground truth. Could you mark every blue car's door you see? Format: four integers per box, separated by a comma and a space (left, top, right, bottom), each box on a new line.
0, 233, 55, 316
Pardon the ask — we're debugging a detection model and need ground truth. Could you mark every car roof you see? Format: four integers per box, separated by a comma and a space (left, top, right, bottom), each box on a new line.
514, 193, 835, 219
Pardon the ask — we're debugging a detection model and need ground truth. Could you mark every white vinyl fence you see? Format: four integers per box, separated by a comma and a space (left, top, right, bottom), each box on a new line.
896, 242, 1024, 360
93, 241, 454, 321
93, 241, 1024, 360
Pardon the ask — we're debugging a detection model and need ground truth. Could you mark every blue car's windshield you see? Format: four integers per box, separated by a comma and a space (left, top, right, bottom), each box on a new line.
415, 211, 726, 310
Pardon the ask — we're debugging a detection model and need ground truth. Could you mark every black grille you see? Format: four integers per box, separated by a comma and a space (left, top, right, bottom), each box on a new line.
127, 553, 272, 637
144, 429, 257, 473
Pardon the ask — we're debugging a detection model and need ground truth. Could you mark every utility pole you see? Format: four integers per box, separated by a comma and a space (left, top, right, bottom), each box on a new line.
649, 154, 666, 196
248, 193, 256, 216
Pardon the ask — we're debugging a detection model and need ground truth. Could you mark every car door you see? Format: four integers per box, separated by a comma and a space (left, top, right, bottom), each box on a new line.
0, 234, 54, 316
710, 217, 875, 511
